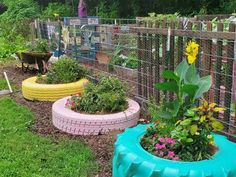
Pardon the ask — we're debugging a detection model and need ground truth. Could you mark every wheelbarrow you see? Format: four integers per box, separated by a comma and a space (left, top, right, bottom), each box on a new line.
17, 52, 52, 74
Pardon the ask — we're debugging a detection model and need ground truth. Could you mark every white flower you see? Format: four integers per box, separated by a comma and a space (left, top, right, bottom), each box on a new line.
195, 132, 200, 135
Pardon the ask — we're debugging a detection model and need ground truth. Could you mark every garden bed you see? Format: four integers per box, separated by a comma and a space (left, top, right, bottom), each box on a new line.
22, 76, 88, 101
2, 64, 119, 176
52, 96, 140, 135
113, 124, 236, 177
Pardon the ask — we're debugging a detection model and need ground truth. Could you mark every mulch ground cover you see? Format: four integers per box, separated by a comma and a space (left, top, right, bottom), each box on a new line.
1, 64, 123, 177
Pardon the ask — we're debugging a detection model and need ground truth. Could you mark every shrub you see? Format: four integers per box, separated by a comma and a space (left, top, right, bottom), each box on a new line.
0, 0, 40, 22
66, 76, 127, 114
26, 39, 49, 53
42, 2, 72, 17
0, 21, 28, 59
43, 58, 87, 84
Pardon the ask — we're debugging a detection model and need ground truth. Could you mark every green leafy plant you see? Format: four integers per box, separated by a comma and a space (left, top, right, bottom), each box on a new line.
142, 13, 180, 23
171, 101, 224, 161
141, 41, 225, 162
26, 39, 49, 53
42, 2, 72, 17
66, 76, 127, 114
38, 58, 87, 84
0, 0, 40, 22
154, 41, 212, 120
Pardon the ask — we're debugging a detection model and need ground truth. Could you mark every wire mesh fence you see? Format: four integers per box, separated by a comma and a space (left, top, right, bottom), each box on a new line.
33, 17, 236, 140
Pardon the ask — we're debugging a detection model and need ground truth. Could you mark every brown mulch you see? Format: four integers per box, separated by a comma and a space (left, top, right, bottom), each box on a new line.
1, 64, 122, 177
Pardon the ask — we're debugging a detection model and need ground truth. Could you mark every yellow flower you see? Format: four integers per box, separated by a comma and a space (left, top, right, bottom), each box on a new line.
207, 135, 213, 139
187, 55, 196, 65
54, 13, 59, 17
185, 41, 199, 65
209, 141, 215, 145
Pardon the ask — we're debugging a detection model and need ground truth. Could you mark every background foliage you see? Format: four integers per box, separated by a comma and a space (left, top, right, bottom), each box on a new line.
0, 0, 235, 19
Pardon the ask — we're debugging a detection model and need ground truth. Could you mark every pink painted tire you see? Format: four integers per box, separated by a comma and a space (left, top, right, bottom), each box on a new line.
52, 97, 140, 135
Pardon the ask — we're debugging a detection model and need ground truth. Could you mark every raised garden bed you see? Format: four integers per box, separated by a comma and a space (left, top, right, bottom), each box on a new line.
52, 97, 140, 135
113, 124, 236, 177
22, 77, 88, 102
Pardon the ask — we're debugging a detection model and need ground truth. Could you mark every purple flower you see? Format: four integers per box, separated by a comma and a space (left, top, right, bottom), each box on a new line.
159, 151, 164, 157
159, 137, 165, 143
173, 156, 180, 161
167, 151, 175, 158
166, 137, 176, 145
155, 143, 166, 150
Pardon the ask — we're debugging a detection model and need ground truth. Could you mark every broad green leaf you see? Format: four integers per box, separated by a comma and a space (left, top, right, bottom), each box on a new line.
156, 111, 173, 119
200, 116, 206, 122
162, 70, 180, 81
170, 100, 180, 117
190, 124, 198, 135
212, 120, 224, 131
194, 75, 212, 100
186, 138, 193, 143
184, 64, 200, 84
175, 59, 189, 81
184, 109, 195, 117
155, 81, 179, 93
181, 84, 199, 99
180, 119, 192, 126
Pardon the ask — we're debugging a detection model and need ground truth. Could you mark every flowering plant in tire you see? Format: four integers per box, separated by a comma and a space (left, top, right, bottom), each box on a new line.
141, 41, 224, 161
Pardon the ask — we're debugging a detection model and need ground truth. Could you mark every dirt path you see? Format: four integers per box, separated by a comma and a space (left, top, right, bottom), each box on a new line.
1, 64, 118, 177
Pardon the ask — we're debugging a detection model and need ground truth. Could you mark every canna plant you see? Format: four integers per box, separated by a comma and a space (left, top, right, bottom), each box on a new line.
155, 41, 212, 120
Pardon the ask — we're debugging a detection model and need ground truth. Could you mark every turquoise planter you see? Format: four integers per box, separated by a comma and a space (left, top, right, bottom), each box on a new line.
113, 124, 236, 177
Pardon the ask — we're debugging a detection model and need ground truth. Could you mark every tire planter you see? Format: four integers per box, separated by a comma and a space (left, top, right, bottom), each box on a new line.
52, 97, 140, 135
22, 77, 88, 102
113, 124, 236, 177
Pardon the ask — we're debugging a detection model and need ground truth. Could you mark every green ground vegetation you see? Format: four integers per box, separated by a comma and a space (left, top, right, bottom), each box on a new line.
0, 97, 98, 177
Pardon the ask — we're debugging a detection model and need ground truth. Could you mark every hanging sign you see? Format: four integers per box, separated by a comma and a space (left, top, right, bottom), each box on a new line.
70, 19, 81, 26
88, 18, 99, 25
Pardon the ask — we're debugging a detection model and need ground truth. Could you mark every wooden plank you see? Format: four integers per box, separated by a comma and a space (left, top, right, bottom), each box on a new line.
148, 22, 154, 97
154, 22, 160, 103
169, 22, 175, 101
224, 23, 235, 132
177, 21, 184, 64
143, 22, 148, 99
0, 90, 11, 96
195, 22, 202, 70
214, 23, 224, 115
137, 21, 142, 98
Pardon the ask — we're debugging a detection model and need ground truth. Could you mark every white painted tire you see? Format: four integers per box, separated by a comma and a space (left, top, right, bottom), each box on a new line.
52, 97, 140, 135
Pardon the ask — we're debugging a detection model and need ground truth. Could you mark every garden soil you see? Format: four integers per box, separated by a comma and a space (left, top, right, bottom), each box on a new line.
0, 64, 125, 177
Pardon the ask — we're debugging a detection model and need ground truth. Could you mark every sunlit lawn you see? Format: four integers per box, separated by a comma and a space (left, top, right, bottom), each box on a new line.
0, 97, 98, 177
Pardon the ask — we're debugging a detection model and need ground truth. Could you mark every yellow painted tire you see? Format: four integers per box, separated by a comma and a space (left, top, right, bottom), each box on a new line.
22, 77, 88, 102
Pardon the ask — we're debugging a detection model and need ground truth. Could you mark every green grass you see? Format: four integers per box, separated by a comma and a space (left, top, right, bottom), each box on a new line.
0, 97, 98, 177
0, 78, 18, 92
0, 79, 8, 90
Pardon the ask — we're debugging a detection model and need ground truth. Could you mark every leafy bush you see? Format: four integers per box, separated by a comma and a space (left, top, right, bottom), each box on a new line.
0, 0, 40, 22
42, 2, 72, 17
97, 1, 119, 18
41, 58, 87, 84
26, 39, 49, 53
66, 76, 127, 114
